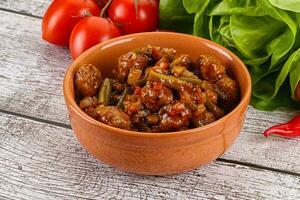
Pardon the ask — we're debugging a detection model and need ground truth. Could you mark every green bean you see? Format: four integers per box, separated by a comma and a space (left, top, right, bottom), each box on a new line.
179, 77, 203, 86
148, 70, 204, 90
117, 85, 130, 109
171, 65, 199, 80
214, 87, 227, 102
148, 70, 188, 90
205, 98, 224, 119
98, 78, 112, 106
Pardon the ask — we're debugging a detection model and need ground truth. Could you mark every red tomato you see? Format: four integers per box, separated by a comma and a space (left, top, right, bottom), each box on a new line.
69, 17, 121, 59
42, 0, 100, 46
108, 0, 158, 35
98, 0, 110, 8
296, 82, 300, 102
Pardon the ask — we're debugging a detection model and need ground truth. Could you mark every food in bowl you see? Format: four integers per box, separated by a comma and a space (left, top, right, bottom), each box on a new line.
74, 46, 240, 132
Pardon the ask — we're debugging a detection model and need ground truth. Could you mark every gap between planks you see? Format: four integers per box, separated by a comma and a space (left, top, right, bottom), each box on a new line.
0, 107, 299, 178
0, 7, 42, 19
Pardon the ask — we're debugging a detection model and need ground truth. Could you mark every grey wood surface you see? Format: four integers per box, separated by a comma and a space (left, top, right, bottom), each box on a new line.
0, 113, 299, 200
0, 9, 299, 174
0, 0, 51, 17
0, 1, 300, 199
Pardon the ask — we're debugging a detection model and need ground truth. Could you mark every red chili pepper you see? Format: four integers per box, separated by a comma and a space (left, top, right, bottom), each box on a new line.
264, 114, 300, 137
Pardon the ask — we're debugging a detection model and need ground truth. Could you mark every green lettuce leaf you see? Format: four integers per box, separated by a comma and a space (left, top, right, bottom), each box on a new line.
159, 0, 300, 110
159, 0, 194, 33
269, 0, 300, 13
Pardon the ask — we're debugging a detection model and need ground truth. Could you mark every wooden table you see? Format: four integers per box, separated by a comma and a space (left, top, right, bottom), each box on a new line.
0, 1, 299, 199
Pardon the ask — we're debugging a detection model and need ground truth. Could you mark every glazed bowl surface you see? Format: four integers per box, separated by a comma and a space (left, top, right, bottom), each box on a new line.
63, 32, 251, 175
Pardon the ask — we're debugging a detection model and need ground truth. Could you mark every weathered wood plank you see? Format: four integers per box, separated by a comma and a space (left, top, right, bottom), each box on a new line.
0, 10, 300, 175
0, 9, 71, 124
0, 112, 299, 200
227, 107, 300, 173
0, 0, 50, 17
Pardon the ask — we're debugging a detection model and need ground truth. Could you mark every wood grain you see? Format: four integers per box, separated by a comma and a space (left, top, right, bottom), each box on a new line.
0, 0, 50, 17
0, 112, 299, 200
1, 1, 300, 199
0, 9, 300, 176
0, 9, 71, 124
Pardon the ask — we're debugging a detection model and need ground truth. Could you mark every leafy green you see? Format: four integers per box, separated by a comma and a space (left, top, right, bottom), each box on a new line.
269, 0, 300, 13
159, 0, 300, 110
159, 0, 194, 33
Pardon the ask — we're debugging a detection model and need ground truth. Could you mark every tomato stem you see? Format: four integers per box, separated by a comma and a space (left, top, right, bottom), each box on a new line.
100, 0, 113, 18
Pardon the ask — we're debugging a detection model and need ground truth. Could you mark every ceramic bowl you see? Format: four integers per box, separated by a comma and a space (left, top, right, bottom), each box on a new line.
63, 32, 251, 175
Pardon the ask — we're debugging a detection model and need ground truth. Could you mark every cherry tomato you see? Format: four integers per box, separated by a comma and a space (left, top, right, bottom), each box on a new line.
69, 17, 121, 59
98, 0, 110, 8
108, 0, 158, 35
296, 82, 300, 102
42, 0, 100, 46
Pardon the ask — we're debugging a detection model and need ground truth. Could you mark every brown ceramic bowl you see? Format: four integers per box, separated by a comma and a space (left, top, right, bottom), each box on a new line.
63, 32, 251, 175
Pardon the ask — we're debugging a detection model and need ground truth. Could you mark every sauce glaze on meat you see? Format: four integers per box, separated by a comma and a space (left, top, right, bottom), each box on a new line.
74, 46, 240, 132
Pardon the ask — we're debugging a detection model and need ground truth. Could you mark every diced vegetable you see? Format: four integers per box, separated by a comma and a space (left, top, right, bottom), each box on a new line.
127, 68, 143, 86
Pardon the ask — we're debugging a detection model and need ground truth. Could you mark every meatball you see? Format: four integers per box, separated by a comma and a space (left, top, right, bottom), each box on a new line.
113, 51, 150, 82
96, 105, 131, 130
146, 114, 160, 125
215, 76, 240, 111
204, 90, 218, 104
196, 55, 226, 82
191, 104, 216, 127
141, 81, 174, 112
75, 64, 102, 97
179, 85, 206, 105
79, 97, 99, 119
79, 96, 98, 109
123, 94, 143, 116
158, 102, 192, 131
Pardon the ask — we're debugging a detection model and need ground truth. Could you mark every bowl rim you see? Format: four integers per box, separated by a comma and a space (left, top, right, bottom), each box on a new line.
63, 32, 251, 138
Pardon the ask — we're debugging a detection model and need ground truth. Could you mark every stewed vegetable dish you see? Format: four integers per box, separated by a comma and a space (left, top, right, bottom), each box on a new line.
74, 46, 240, 132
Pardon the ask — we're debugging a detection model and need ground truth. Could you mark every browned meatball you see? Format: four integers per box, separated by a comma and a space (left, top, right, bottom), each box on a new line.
96, 105, 131, 130
204, 90, 218, 104
113, 51, 150, 82
141, 81, 174, 112
123, 94, 144, 116
191, 104, 216, 127
215, 76, 240, 111
146, 114, 160, 125
79, 97, 99, 119
158, 102, 192, 131
79, 96, 98, 109
179, 85, 206, 105
84, 107, 99, 119
197, 55, 226, 82
75, 64, 102, 97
